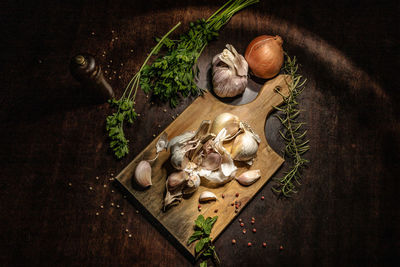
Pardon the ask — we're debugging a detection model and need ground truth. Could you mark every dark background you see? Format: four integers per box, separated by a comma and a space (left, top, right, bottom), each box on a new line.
0, 0, 399, 266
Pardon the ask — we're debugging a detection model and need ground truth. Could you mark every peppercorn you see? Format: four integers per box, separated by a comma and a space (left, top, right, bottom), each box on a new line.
231, 239, 236, 244
252, 228, 256, 233
235, 193, 239, 197
261, 196, 265, 200
279, 245, 284, 251
247, 242, 252, 247
240, 222, 244, 227
263, 242, 267, 247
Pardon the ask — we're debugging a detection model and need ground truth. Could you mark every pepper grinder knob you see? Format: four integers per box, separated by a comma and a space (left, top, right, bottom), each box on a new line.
70, 53, 115, 102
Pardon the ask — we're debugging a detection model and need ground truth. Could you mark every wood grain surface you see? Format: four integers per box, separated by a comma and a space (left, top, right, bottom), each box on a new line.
116, 75, 289, 258
0, 0, 399, 266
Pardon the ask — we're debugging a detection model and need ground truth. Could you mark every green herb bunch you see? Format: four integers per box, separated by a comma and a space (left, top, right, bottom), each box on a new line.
188, 215, 219, 267
140, 0, 259, 107
273, 54, 310, 196
106, 23, 181, 158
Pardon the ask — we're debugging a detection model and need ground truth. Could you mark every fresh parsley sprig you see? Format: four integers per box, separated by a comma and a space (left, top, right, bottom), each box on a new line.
273, 54, 310, 196
106, 22, 181, 158
140, 0, 259, 107
188, 215, 219, 267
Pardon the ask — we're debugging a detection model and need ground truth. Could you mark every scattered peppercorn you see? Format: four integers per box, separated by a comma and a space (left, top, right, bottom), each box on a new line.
263, 242, 267, 247
214, 209, 218, 213
231, 239, 236, 244
128, 234, 132, 238
238, 218, 242, 222
222, 194, 225, 198
240, 222, 244, 227
247, 242, 252, 247
235, 193, 239, 197
242, 229, 246, 234
261, 196, 265, 200
120, 212, 124, 216
252, 228, 256, 233
279, 245, 284, 251
231, 202, 234, 206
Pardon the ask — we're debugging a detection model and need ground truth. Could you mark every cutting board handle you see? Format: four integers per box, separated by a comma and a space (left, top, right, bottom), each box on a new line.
243, 74, 290, 119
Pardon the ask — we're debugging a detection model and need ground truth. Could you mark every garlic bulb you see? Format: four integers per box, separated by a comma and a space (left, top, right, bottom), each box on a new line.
199, 191, 217, 203
212, 44, 248, 98
134, 160, 152, 188
210, 113, 240, 138
231, 129, 260, 161
235, 169, 261, 186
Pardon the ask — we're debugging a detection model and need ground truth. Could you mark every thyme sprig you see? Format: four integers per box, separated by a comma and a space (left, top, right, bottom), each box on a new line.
273, 54, 309, 197
106, 23, 181, 159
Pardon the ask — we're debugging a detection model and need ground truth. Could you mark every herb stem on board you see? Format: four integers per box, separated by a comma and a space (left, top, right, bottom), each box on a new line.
273, 53, 310, 197
106, 23, 181, 159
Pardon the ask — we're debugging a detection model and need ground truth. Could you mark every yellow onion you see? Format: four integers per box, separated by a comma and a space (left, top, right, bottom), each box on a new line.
245, 35, 284, 79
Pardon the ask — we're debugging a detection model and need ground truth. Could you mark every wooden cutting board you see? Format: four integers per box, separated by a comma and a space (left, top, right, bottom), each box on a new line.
116, 75, 290, 259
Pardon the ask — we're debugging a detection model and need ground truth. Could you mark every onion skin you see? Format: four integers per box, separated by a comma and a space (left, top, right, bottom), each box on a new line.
245, 35, 284, 79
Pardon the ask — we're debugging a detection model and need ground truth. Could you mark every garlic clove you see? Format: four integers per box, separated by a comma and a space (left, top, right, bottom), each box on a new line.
199, 191, 217, 203
133, 160, 152, 188
210, 113, 240, 139
167, 171, 188, 192
201, 152, 222, 171
235, 169, 261, 186
231, 130, 259, 161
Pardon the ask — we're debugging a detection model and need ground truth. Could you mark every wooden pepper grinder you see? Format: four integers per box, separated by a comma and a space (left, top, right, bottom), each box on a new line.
70, 53, 114, 102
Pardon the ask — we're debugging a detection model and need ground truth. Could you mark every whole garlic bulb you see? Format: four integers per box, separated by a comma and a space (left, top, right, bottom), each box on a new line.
212, 44, 248, 98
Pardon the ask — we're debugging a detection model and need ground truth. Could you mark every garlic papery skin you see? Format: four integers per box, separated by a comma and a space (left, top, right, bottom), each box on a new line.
212, 44, 248, 98
134, 160, 152, 188
210, 113, 240, 138
230, 130, 259, 161
183, 174, 200, 195
199, 191, 217, 203
235, 170, 261, 186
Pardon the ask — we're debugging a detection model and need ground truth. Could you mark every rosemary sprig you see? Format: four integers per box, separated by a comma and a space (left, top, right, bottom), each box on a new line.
106, 23, 181, 159
273, 53, 309, 197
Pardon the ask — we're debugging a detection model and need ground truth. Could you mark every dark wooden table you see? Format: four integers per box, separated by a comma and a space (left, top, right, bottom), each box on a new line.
1, 0, 398, 266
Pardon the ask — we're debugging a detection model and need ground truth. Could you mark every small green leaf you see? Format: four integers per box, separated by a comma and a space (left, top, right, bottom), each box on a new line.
195, 215, 205, 229
187, 230, 203, 245
195, 238, 206, 253
200, 261, 207, 267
